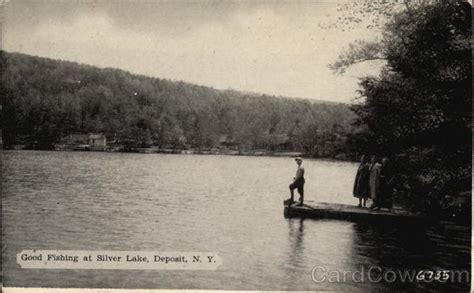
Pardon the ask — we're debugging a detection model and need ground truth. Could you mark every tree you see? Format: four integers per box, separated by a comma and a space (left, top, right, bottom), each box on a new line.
332, 1, 471, 214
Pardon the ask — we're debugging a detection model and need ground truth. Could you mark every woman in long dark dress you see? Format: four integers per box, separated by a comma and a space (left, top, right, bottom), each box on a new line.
353, 155, 370, 207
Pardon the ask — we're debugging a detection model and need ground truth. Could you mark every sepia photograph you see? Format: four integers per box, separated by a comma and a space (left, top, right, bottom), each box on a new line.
1, 0, 472, 292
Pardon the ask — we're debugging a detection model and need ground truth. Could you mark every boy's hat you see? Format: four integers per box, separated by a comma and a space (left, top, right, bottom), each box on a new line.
295, 157, 303, 162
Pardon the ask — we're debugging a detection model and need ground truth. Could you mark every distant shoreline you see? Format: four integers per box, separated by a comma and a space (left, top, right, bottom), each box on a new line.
3, 148, 356, 162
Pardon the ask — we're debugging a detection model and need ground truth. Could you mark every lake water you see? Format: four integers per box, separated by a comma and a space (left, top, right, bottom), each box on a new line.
2, 151, 471, 291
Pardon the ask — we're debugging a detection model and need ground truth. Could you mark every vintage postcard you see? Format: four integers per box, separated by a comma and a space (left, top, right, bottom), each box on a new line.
1, 0, 472, 292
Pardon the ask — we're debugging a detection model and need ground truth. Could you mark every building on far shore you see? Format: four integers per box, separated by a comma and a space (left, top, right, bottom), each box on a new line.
60, 133, 107, 151
273, 134, 293, 151
65, 134, 89, 145
88, 134, 107, 151
219, 135, 238, 150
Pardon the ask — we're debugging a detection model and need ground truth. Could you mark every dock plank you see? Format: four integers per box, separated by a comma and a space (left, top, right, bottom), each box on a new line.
283, 200, 426, 225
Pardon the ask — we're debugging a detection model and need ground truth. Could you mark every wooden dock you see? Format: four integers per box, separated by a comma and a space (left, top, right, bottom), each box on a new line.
283, 200, 426, 225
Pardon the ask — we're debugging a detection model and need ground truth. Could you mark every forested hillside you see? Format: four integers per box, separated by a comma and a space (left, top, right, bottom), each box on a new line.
1, 51, 356, 157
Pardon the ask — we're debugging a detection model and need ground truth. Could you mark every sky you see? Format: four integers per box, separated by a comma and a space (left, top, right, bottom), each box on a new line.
3, 1, 385, 103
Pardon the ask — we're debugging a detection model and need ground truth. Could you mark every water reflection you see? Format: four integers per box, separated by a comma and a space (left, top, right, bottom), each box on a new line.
286, 218, 305, 270
2, 151, 470, 292
350, 222, 470, 292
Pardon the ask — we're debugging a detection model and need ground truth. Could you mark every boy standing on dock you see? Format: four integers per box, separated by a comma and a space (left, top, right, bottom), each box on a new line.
287, 157, 305, 206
